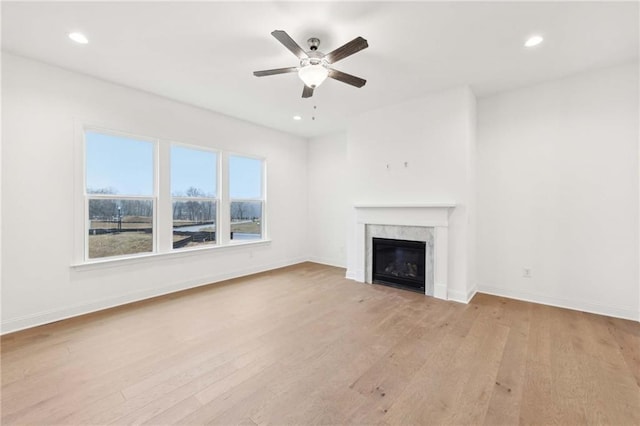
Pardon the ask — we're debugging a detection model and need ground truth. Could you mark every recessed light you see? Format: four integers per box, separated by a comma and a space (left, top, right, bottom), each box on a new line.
293, 115, 302, 121
524, 35, 543, 48
68, 32, 89, 44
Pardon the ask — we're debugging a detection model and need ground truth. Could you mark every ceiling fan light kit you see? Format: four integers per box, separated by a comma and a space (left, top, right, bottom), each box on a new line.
298, 63, 328, 88
254, 30, 368, 98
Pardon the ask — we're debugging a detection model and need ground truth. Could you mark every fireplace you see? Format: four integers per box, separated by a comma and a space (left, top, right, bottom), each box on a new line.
372, 237, 426, 293
351, 203, 454, 299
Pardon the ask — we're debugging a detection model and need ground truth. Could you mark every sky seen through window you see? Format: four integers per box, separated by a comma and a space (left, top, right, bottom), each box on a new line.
86, 132, 262, 198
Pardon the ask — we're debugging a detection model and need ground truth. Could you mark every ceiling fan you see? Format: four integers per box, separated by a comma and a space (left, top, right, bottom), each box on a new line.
253, 30, 368, 98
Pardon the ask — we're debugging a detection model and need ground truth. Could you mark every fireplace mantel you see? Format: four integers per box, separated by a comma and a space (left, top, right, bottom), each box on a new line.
349, 203, 456, 300
353, 202, 456, 209
354, 203, 455, 229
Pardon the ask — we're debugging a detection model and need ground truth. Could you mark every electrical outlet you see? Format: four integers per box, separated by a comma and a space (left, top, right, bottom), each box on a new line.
523, 268, 532, 278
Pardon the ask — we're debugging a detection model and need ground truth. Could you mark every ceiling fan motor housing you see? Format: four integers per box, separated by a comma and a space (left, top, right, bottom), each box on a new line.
307, 37, 321, 51
300, 53, 327, 68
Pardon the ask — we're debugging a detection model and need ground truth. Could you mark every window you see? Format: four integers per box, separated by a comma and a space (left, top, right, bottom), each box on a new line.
85, 131, 155, 259
79, 126, 267, 264
171, 145, 218, 249
229, 155, 264, 241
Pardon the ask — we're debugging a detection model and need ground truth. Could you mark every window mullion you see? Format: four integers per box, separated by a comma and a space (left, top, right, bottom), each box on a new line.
158, 141, 172, 253
219, 152, 231, 245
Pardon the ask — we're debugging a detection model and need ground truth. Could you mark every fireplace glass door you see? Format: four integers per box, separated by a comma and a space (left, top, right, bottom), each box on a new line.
372, 237, 426, 293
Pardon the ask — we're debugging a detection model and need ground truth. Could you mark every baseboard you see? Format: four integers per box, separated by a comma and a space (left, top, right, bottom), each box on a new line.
466, 285, 478, 303
1, 257, 307, 335
306, 256, 347, 269
447, 285, 477, 304
434, 283, 447, 300
345, 268, 364, 282
478, 285, 639, 322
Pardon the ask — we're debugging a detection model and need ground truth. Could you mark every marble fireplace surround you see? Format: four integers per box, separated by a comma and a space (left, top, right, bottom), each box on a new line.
352, 203, 455, 300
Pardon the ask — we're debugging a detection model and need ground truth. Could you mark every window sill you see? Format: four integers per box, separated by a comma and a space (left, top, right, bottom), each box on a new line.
71, 239, 272, 272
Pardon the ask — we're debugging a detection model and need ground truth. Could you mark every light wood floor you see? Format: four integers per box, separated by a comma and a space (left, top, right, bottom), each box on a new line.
2, 262, 639, 425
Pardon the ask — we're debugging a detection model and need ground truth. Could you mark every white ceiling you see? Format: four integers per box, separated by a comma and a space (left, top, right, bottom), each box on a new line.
2, 1, 638, 138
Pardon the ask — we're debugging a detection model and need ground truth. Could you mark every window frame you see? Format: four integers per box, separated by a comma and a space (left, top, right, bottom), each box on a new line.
170, 142, 221, 250
227, 152, 267, 243
82, 127, 159, 261
73, 122, 269, 267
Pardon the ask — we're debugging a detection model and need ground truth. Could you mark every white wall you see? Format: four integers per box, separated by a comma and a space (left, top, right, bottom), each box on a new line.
307, 132, 348, 268
345, 87, 477, 301
477, 62, 639, 320
1, 53, 309, 333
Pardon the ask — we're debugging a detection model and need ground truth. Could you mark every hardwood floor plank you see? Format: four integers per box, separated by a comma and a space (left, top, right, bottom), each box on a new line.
142, 396, 204, 425
548, 309, 588, 424
574, 313, 640, 425
605, 316, 640, 387
482, 312, 531, 425
520, 304, 565, 425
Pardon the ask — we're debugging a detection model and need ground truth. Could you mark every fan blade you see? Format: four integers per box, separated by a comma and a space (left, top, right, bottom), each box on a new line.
271, 30, 308, 59
302, 85, 314, 98
328, 69, 366, 88
253, 67, 298, 77
325, 36, 368, 64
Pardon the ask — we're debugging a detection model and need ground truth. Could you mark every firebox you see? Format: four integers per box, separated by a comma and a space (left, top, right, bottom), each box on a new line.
372, 237, 426, 293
